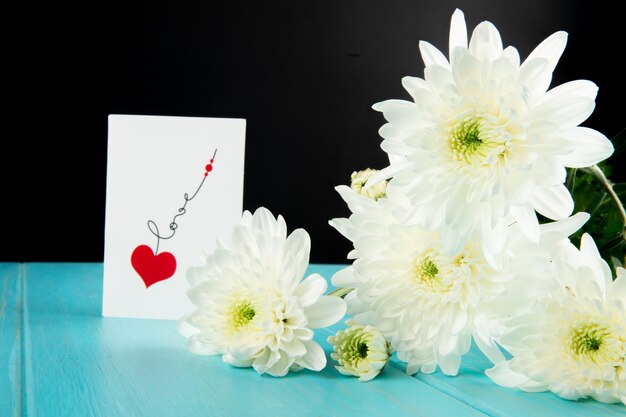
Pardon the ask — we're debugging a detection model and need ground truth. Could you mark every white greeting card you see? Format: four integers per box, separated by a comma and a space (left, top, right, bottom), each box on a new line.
103, 115, 245, 319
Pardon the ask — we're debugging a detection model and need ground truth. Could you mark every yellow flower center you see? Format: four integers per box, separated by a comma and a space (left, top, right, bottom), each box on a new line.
338, 332, 372, 366
228, 299, 256, 331
350, 168, 387, 200
448, 113, 511, 168
413, 252, 452, 292
329, 321, 391, 380
569, 322, 607, 356
416, 257, 440, 283
357, 342, 369, 359
452, 118, 483, 153
563, 318, 626, 371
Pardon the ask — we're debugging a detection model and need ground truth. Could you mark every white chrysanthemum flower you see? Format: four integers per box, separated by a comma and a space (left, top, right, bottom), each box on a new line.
367, 9, 613, 259
179, 207, 346, 377
487, 234, 626, 405
351, 169, 387, 200
328, 319, 391, 381
330, 185, 588, 376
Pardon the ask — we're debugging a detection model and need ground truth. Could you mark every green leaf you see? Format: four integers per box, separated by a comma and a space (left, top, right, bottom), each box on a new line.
565, 168, 577, 192
567, 166, 625, 276
610, 129, 626, 157
597, 161, 613, 177
613, 183, 626, 200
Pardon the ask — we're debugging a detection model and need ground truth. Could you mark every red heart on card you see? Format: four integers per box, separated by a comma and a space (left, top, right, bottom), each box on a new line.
131, 245, 177, 288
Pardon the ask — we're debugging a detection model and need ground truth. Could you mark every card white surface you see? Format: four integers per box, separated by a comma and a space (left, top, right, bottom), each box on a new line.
103, 115, 245, 319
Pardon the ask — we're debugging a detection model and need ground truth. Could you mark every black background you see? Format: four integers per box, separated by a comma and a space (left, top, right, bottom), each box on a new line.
6, 0, 624, 263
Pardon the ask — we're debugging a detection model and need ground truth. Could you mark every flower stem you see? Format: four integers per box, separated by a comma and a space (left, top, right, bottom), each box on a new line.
328, 287, 354, 298
586, 165, 626, 237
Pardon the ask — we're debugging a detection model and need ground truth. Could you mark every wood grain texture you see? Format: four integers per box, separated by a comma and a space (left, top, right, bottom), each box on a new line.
4, 262, 625, 416
321, 265, 626, 416
405, 346, 626, 417
16, 263, 486, 417
0, 263, 20, 417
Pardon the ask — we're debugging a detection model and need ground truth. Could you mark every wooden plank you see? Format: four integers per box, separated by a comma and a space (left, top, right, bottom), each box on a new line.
20, 263, 486, 417
314, 264, 625, 415
402, 344, 626, 417
0, 263, 21, 417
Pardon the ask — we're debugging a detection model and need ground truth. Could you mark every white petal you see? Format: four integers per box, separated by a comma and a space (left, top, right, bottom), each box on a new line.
579, 233, 612, 292
490, 56, 517, 85
452, 48, 482, 87
251, 207, 278, 234
520, 32, 567, 98
480, 206, 507, 261
406, 362, 420, 376
284, 229, 310, 272
510, 205, 540, 243
449, 9, 468, 57
187, 266, 208, 287
253, 348, 281, 374
379, 122, 412, 141
294, 274, 327, 307
295, 340, 327, 371
445, 187, 468, 227
372, 99, 425, 127
502, 46, 520, 68
187, 280, 220, 306
555, 127, 614, 168
329, 217, 352, 241
473, 335, 506, 365
441, 227, 467, 255
178, 315, 198, 338
539, 211, 589, 237
228, 341, 264, 361
537, 80, 598, 106
239, 209, 253, 225
380, 136, 412, 157
531, 184, 574, 220
486, 362, 541, 389
532, 156, 566, 186
419, 40, 449, 68
424, 64, 454, 91
437, 330, 458, 356
230, 226, 258, 258
421, 362, 437, 374
554, 244, 583, 277
522, 31, 568, 74
608, 271, 626, 305
575, 265, 603, 300
266, 351, 293, 377
529, 94, 595, 130
503, 171, 536, 205
358, 371, 380, 382
450, 308, 468, 334
331, 266, 357, 287
289, 363, 304, 372
364, 158, 412, 190
401, 76, 429, 103
304, 296, 346, 328
187, 334, 220, 355
280, 338, 307, 358
334, 185, 376, 214
223, 354, 254, 368
438, 352, 461, 376
293, 328, 314, 341
469, 21, 503, 58
336, 365, 357, 377
518, 58, 550, 99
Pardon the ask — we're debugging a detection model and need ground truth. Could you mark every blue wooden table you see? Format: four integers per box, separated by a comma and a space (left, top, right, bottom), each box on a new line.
1, 263, 624, 416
